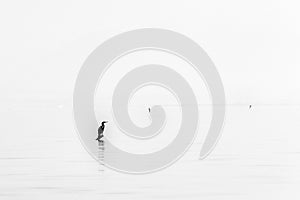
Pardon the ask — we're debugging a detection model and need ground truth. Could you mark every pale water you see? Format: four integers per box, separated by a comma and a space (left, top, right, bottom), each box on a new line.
0, 105, 300, 199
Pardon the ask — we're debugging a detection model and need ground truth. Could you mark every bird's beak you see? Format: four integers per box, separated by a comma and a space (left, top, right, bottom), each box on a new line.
104, 121, 108, 123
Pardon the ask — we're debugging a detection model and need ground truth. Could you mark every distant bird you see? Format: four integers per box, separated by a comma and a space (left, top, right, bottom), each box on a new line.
148, 107, 151, 113
249, 105, 252, 109
96, 121, 108, 141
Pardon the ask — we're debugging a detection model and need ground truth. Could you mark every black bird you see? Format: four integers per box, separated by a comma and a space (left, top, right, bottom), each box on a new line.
249, 105, 252, 109
96, 121, 108, 141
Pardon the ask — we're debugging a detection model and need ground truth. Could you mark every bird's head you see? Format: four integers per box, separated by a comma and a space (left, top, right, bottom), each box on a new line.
101, 121, 108, 125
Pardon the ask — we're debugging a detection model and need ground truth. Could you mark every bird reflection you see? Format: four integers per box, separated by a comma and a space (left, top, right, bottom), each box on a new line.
97, 140, 105, 172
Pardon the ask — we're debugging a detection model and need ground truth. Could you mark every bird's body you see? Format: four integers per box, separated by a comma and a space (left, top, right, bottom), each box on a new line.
96, 121, 108, 141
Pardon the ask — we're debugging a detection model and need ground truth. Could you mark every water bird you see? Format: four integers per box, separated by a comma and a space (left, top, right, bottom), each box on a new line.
96, 121, 108, 141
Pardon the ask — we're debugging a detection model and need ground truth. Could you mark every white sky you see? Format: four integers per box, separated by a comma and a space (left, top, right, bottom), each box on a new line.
0, 0, 300, 106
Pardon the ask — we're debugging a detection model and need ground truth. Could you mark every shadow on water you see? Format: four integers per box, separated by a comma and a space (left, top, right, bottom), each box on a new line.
97, 141, 105, 172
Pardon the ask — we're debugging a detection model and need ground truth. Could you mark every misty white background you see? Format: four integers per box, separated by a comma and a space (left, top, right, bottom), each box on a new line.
0, 0, 300, 199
